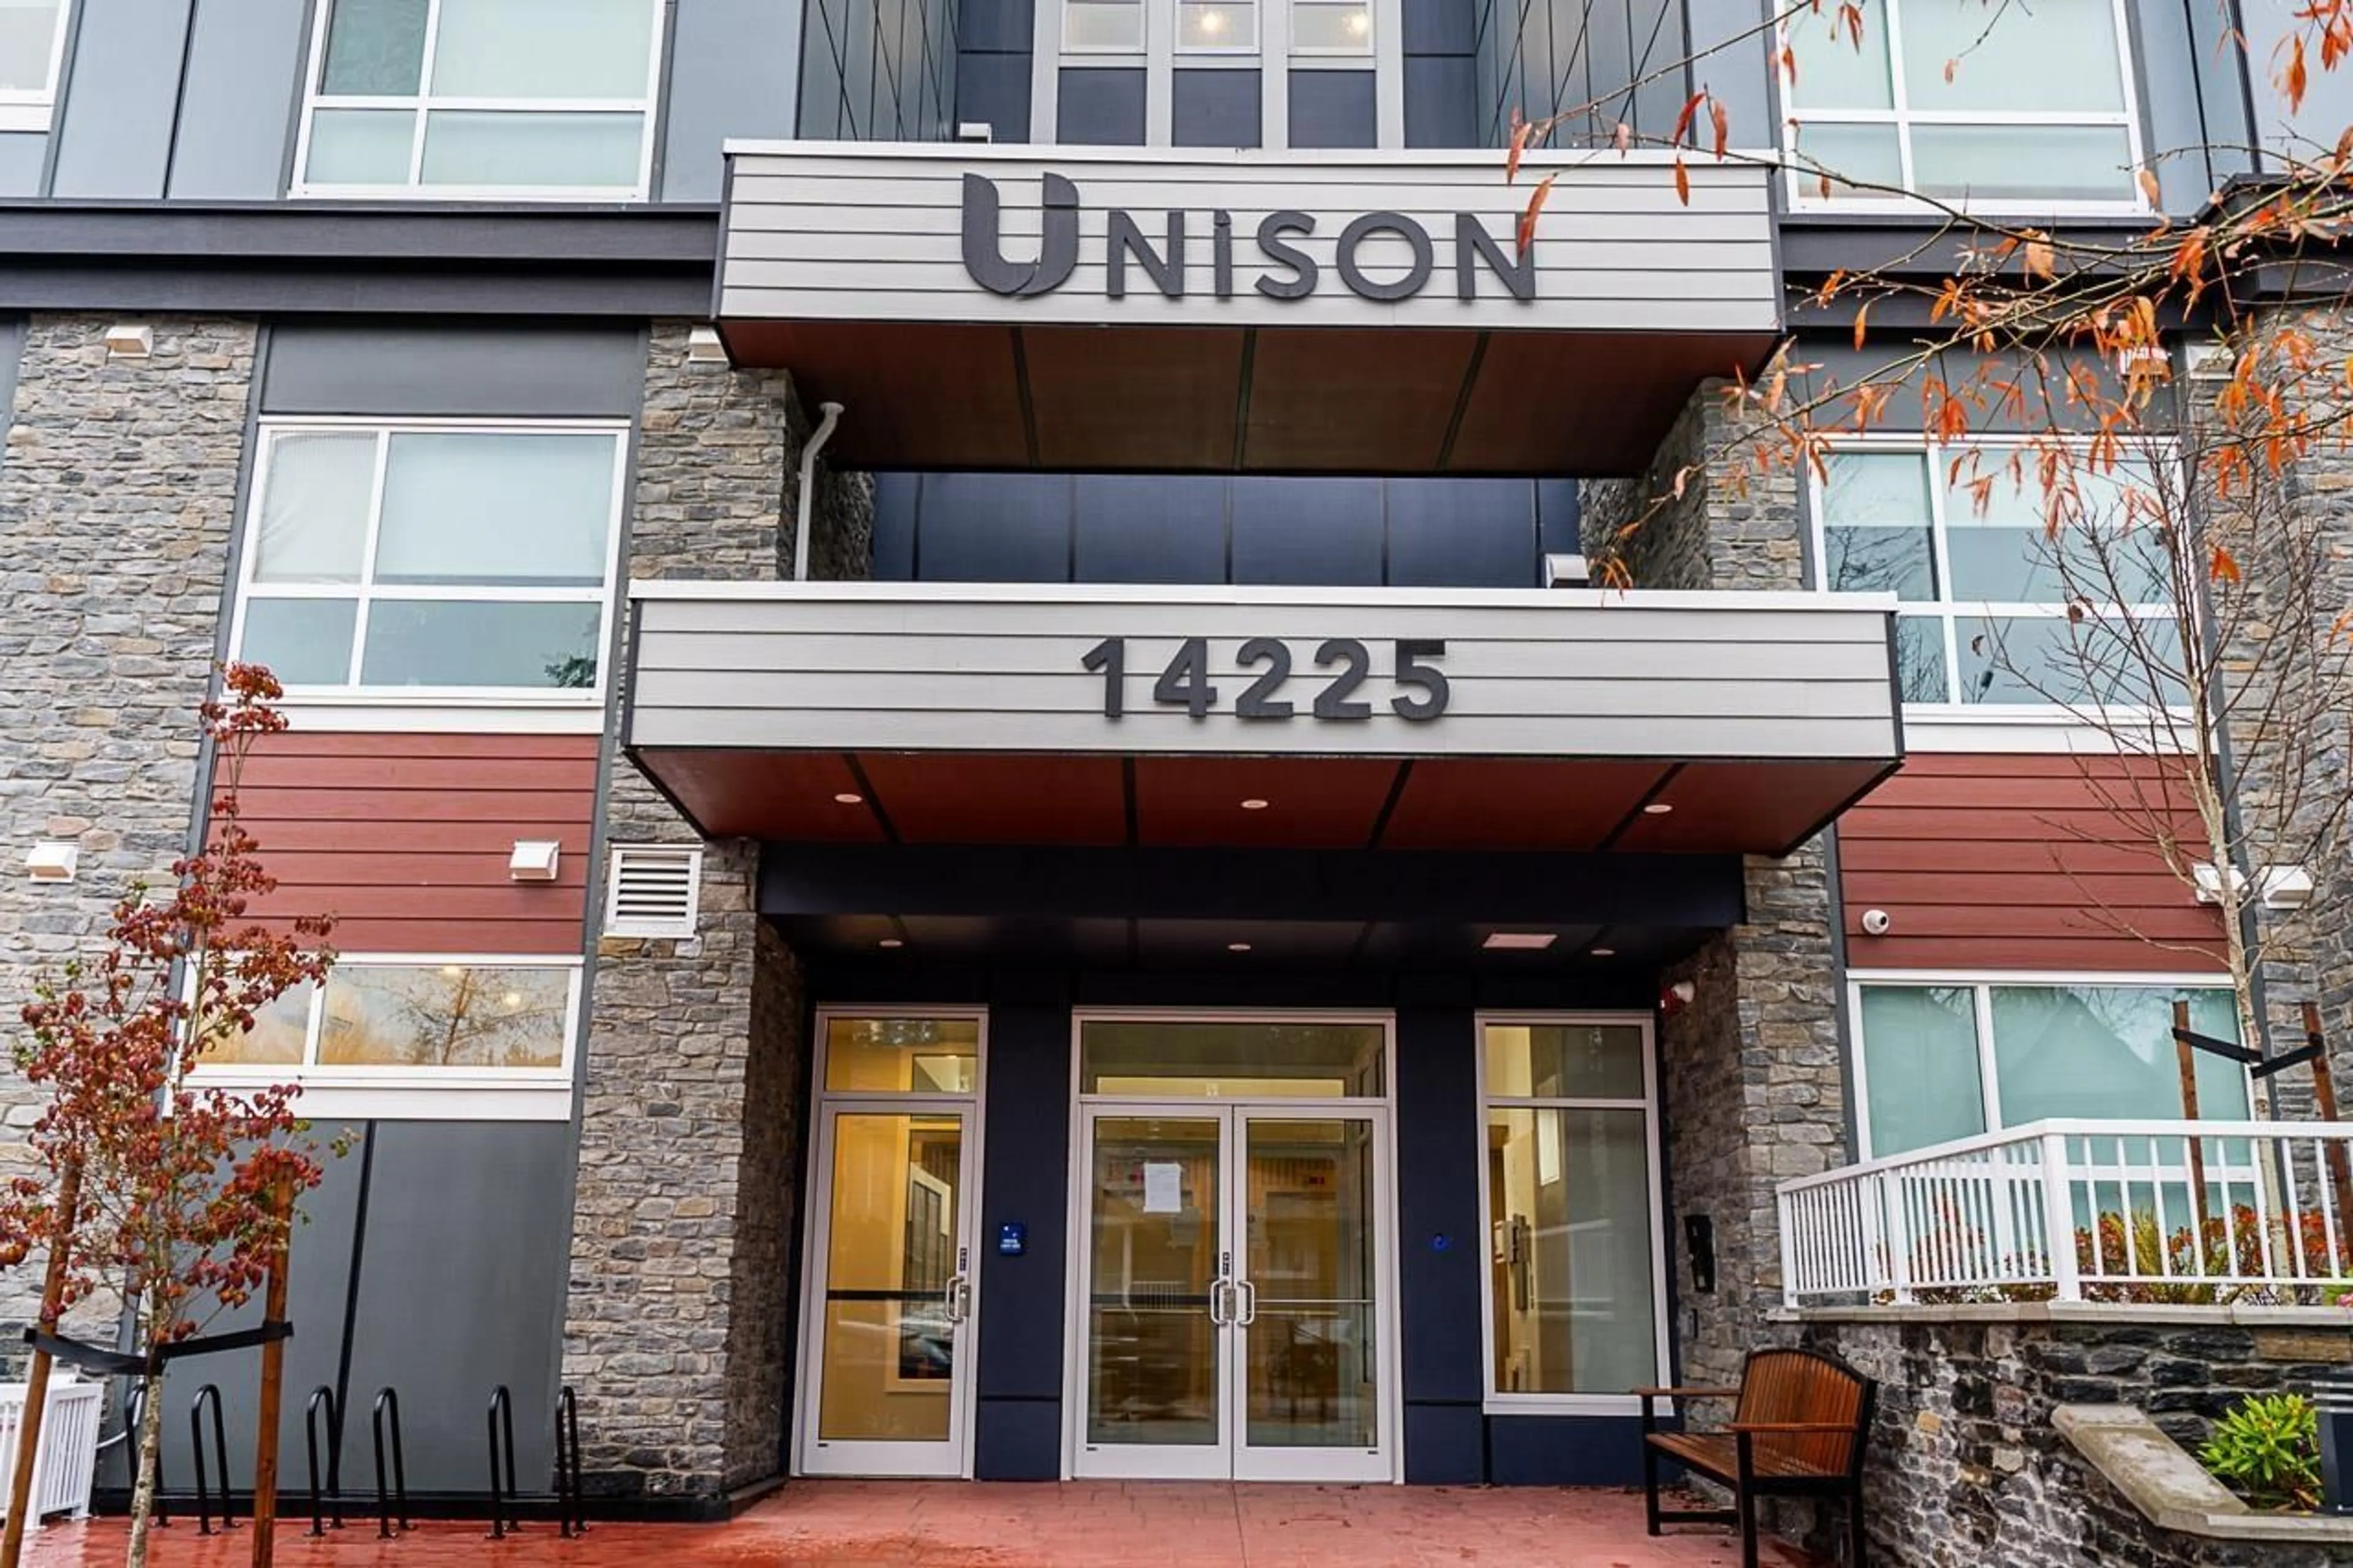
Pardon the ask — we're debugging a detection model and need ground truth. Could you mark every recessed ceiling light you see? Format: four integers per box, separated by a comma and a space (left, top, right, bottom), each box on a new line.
879, 937, 904, 949
1482, 932, 1558, 951
1227, 942, 1252, 952
834, 792, 864, 805
1240, 798, 1271, 811
1590, 947, 1616, 958
1642, 802, 1675, 816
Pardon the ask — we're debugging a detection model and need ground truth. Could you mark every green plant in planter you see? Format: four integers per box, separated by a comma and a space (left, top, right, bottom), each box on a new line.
2199, 1394, 2321, 1511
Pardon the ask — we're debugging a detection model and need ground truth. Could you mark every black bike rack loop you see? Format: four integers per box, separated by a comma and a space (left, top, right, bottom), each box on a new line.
555, 1385, 588, 1539
485, 1384, 517, 1540
188, 1384, 231, 1535
303, 1384, 344, 1537
370, 1386, 411, 1538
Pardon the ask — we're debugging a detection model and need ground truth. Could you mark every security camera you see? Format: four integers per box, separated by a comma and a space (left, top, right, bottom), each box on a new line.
1860, 909, 1892, 937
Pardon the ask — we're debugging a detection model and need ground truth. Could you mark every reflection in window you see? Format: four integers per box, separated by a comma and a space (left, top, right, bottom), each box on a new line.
1481, 1021, 1659, 1399
825, 1017, 983, 1094
234, 425, 624, 697
1783, 0, 2141, 206
1854, 982, 2246, 1157
195, 962, 576, 1073
1080, 1018, 1385, 1097
1816, 444, 2182, 710
300, 0, 662, 195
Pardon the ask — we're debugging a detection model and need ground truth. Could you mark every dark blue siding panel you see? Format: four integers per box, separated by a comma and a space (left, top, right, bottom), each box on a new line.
1074, 475, 1228, 582
1405, 56, 1477, 148
664, 0, 801, 200
1537, 479, 1582, 557
1385, 477, 1534, 586
262, 326, 646, 418
1404, 1402, 1485, 1483
1059, 67, 1147, 145
1394, 1006, 1483, 1405
50, 0, 188, 198
956, 51, 1033, 141
1172, 68, 1261, 147
168, 0, 309, 199
974, 996, 1074, 1478
975, 1399, 1063, 1479
1288, 69, 1377, 148
1403, 0, 1476, 55
916, 473, 1075, 580
960, 0, 1036, 52
873, 472, 921, 580
1230, 476, 1383, 585
1486, 1415, 1647, 1485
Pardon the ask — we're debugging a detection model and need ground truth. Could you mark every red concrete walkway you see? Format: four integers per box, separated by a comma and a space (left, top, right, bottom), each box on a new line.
19, 1482, 1821, 1566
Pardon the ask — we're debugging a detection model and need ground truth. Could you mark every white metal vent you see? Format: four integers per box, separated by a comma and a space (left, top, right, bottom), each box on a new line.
604, 845, 703, 939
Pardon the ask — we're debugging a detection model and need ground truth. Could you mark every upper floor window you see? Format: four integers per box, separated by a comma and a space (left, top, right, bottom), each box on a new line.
1813, 442, 2183, 711
294, 0, 664, 199
1045, 0, 1383, 146
1782, 0, 2145, 210
0, 0, 70, 131
1852, 979, 2244, 1159
230, 422, 627, 703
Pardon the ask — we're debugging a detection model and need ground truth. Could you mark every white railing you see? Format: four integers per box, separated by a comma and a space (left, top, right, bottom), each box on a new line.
1778, 1119, 2353, 1306
0, 1377, 101, 1521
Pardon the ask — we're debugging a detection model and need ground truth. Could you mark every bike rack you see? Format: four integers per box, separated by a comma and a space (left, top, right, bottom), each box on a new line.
555, 1386, 587, 1539
188, 1384, 231, 1535
485, 1385, 517, 1540
303, 1385, 344, 1537
370, 1387, 411, 1539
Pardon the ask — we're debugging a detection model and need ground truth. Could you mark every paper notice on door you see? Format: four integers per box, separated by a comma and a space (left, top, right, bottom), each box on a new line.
1142, 1161, 1182, 1214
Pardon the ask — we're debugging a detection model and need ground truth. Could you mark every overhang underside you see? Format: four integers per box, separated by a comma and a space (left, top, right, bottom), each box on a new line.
636, 749, 1896, 860
713, 319, 1779, 474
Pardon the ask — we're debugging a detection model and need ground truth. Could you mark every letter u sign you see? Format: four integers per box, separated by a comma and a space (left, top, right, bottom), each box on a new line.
962, 173, 1080, 297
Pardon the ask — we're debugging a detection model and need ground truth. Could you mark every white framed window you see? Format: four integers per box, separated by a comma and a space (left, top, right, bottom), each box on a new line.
0, 0, 69, 131
193, 954, 582, 1119
1810, 439, 2183, 713
1474, 1013, 1667, 1414
228, 420, 629, 706
1038, 0, 1397, 146
1849, 974, 2249, 1161
1781, 0, 2147, 211
292, 0, 665, 200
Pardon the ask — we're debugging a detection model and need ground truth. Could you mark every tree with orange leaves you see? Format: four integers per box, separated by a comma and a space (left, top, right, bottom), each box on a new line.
0, 665, 335, 1567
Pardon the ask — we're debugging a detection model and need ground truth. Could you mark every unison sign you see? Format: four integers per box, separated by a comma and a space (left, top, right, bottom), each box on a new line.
960, 172, 1537, 305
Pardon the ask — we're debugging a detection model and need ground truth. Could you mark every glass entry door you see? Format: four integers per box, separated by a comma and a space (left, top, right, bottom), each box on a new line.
796, 1012, 984, 1477
1074, 1104, 1392, 1482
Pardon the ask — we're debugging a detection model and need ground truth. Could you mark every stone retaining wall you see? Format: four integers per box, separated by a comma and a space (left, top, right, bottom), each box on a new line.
1792, 1311, 2353, 1568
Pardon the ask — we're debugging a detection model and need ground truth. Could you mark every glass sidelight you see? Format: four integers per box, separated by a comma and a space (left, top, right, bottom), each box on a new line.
1073, 1091, 1394, 1482
798, 1013, 983, 1477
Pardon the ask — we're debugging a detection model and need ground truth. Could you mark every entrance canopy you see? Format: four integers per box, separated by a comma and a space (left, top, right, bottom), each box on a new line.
714, 143, 1781, 475
623, 581, 1903, 862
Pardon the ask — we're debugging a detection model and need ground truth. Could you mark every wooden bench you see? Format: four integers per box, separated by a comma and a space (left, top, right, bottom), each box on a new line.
1637, 1347, 1876, 1568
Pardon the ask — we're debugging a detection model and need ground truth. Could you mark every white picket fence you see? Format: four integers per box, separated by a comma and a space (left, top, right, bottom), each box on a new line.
1777, 1119, 2353, 1305
0, 1378, 101, 1521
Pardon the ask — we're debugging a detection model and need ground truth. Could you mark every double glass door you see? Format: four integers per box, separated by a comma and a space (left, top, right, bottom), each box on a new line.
1074, 1104, 1393, 1481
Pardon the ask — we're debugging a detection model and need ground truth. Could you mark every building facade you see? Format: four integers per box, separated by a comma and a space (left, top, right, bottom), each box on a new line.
0, 0, 2343, 1540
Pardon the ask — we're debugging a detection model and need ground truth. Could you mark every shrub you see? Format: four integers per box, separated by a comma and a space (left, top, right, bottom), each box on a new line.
2199, 1393, 2321, 1511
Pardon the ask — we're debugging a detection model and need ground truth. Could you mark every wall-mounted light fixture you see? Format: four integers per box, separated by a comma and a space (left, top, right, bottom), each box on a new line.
508, 840, 561, 882
1544, 553, 1592, 588
2192, 862, 2249, 904
103, 324, 153, 360
27, 842, 78, 882
2257, 865, 2316, 909
685, 327, 729, 367
955, 121, 995, 142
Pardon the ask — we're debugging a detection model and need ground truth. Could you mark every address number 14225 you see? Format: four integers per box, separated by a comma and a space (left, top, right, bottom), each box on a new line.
1078, 637, 1450, 722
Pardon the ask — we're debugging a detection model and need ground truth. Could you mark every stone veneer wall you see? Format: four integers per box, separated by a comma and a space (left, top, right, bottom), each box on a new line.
0, 316, 257, 1355
561, 324, 874, 1500
1796, 1312, 2353, 1568
1582, 384, 1849, 1388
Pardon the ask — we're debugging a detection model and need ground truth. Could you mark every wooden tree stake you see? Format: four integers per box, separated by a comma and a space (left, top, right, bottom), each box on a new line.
2175, 1000, 2210, 1236
249, 1178, 294, 1568
0, 1159, 78, 1568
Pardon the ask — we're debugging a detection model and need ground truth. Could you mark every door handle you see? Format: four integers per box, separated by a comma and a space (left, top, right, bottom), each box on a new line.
944, 1272, 971, 1324
1208, 1276, 1232, 1325
1234, 1279, 1257, 1327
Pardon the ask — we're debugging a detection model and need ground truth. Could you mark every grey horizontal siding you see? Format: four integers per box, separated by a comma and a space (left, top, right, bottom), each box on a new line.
718, 146, 1778, 333
627, 586, 1900, 760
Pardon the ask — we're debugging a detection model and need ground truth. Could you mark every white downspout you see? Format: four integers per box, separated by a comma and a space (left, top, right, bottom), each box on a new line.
793, 401, 845, 581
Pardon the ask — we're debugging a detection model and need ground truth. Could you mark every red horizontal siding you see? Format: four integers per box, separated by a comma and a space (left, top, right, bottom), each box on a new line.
229, 733, 600, 956
1840, 753, 2224, 973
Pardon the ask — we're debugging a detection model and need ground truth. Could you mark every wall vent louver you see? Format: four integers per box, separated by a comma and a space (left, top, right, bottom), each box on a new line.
604, 845, 703, 938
